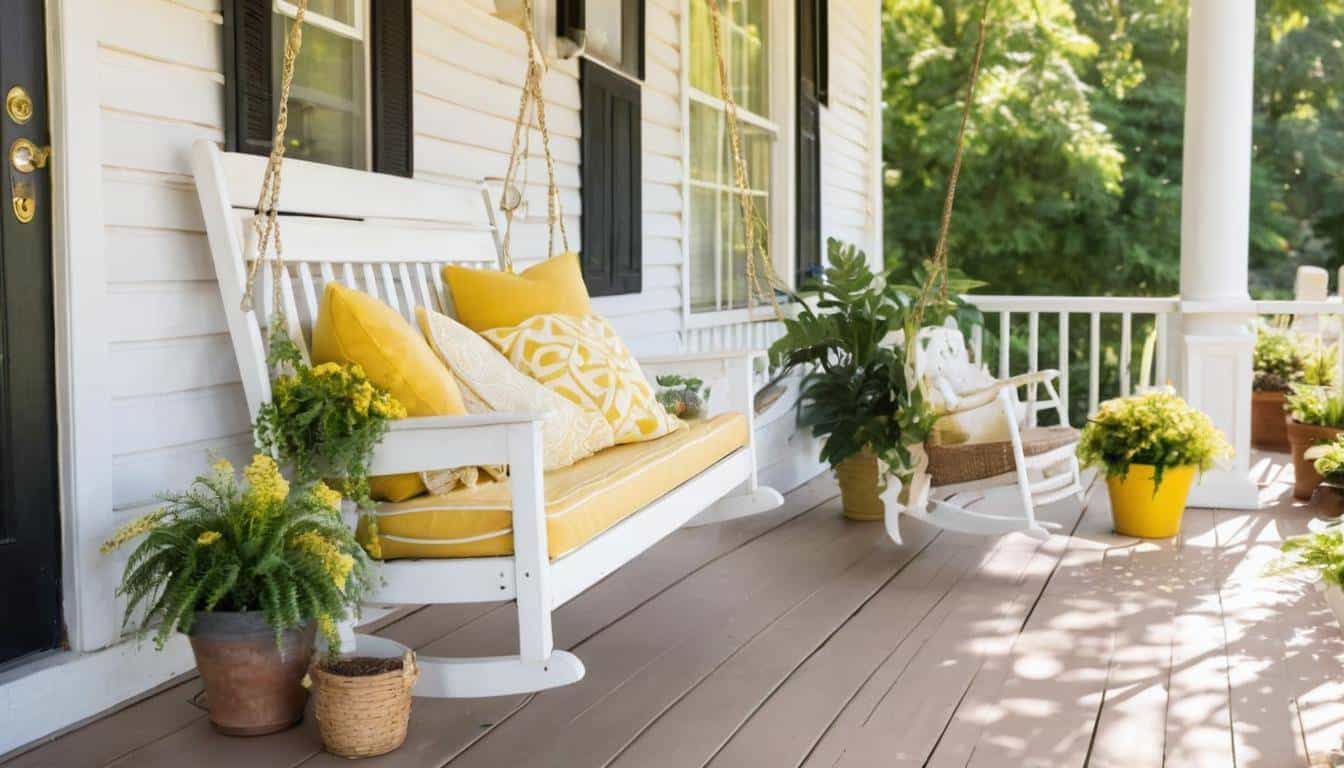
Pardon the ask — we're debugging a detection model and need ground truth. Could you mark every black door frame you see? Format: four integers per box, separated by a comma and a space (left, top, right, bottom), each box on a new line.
0, 0, 63, 667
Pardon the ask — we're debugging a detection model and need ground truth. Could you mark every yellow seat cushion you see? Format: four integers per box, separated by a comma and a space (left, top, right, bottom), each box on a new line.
311, 282, 468, 502
442, 252, 592, 332
483, 313, 683, 445
362, 412, 748, 560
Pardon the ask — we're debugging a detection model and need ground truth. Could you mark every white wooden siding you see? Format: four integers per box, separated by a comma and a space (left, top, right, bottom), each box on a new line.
91, 0, 879, 567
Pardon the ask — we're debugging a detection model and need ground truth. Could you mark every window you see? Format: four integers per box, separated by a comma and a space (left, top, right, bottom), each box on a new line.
224, 0, 413, 176
688, 0, 779, 313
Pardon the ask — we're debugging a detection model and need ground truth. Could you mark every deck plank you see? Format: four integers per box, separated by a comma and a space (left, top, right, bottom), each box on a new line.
440, 494, 886, 768
800, 489, 1093, 768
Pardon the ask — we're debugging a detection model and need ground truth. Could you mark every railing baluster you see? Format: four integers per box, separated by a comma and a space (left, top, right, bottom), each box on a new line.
1120, 312, 1133, 397
1089, 312, 1101, 416
998, 311, 1010, 379
1156, 312, 1169, 387
970, 324, 984, 366
1027, 312, 1040, 427
1058, 312, 1069, 425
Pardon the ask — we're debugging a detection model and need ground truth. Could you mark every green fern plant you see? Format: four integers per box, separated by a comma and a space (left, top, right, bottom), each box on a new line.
1271, 526, 1344, 587
768, 238, 983, 474
102, 455, 372, 650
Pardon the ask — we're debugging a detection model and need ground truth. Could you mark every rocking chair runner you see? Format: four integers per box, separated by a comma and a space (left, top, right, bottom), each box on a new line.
882, 326, 1085, 545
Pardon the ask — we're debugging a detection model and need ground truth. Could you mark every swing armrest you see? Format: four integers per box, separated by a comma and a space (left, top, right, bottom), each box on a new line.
942, 370, 1060, 415
368, 411, 548, 476
638, 350, 762, 422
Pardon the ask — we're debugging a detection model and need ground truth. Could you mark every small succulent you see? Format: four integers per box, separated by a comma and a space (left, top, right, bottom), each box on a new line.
656, 374, 711, 419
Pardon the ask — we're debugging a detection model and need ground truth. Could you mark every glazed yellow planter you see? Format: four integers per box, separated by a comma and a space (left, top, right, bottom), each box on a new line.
1106, 464, 1197, 538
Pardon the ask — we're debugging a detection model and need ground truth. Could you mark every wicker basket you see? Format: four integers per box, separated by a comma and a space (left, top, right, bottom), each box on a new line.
310, 651, 418, 759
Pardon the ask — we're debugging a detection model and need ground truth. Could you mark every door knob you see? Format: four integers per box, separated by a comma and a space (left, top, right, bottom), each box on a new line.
10, 138, 49, 174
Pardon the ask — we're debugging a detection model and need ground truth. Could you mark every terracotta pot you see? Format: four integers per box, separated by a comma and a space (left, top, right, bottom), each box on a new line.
835, 450, 884, 521
1251, 390, 1290, 452
1285, 420, 1344, 500
188, 612, 316, 736
1308, 483, 1344, 518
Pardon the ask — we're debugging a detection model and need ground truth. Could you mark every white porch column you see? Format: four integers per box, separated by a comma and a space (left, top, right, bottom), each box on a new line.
1178, 0, 1260, 509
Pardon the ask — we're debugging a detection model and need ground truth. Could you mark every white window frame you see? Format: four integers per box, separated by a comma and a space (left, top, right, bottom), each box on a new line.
273, 0, 374, 170
681, 0, 795, 326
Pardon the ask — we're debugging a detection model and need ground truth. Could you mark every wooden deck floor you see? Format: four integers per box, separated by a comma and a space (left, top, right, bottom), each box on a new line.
8, 454, 1344, 768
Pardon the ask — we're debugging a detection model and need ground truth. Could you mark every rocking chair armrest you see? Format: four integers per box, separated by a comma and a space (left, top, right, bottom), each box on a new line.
368, 412, 548, 476
941, 370, 1061, 414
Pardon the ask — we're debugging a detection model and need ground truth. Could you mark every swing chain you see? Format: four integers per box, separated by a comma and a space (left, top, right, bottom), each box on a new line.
705, 0, 788, 319
913, 0, 992, 329
499, 0, 569, 272
239, 0, 310, 339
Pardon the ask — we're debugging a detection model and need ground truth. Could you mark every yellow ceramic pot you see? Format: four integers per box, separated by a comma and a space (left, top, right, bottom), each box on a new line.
1106, 464, 1197, 538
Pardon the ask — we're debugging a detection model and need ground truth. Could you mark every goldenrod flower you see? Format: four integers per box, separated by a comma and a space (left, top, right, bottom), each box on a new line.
210, 457, 234, 475
242, 454, 289, 518
317, 613, 336, 641
293, 530, 354, 588
196, 530, 222, 547
101, 509, 165, 553
371, 393, 406, 420
312, 362, 344, 378
311, 481, 343, 513
352, 380, 374, 416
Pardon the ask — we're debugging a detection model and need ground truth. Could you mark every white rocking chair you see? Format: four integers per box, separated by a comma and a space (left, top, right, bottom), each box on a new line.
882, 326, 1085, 545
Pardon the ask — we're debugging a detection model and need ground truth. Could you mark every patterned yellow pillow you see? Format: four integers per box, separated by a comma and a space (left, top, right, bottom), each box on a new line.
416, 307, 615, 471
483, 314, 683, 444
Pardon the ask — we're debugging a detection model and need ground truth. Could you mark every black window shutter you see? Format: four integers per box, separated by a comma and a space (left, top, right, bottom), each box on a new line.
796, 0, 826, 286
580, 58, 642, 297
223, 0, 274, 156
224, 0, 413, 175
371, 0, 413, 177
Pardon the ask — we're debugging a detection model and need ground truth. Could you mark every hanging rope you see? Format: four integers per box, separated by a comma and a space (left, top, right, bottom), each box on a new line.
239, 0, 310, 325
705, 0, 788, 319
912, 0, 992, 329
499, 0, 569, 272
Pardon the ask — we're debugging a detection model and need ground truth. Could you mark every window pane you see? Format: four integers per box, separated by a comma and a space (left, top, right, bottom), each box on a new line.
689, 186, 720, 312
586, 0, 625, 69
689, 0, 768, 117
689, 0, 721, 98
689, 101, 723, 183
275, 15, 366, 170
306, 0, 356, 25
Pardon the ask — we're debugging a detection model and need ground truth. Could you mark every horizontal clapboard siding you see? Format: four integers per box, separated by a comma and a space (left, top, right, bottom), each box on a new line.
820, 0, 878, 251
96, 0, 693, 517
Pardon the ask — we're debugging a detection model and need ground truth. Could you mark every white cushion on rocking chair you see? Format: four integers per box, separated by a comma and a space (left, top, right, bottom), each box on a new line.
926, 359, 1027, 447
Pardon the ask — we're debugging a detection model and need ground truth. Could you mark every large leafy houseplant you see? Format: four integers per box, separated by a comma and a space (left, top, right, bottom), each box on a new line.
768, 239, 982, 516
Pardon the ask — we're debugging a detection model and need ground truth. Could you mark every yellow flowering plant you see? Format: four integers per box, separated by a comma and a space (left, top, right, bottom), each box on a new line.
1077, 389, 1232, 490
102, 454, 371, 650
254, 328, 406, 509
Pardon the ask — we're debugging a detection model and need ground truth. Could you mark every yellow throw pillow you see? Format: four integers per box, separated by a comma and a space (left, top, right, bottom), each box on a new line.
483, 313, 683, 445
311, 282, 468, 501
442, 252, 591, 332
417, 307, 616, 471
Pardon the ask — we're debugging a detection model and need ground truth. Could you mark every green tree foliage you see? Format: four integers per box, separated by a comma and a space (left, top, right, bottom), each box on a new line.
884, 0, 1344, 299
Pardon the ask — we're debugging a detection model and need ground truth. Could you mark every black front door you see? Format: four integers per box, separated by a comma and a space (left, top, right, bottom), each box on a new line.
0, 0, 62, 666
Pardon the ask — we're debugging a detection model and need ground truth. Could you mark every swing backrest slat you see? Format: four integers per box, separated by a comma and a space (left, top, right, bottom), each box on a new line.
192, 140, 504, 420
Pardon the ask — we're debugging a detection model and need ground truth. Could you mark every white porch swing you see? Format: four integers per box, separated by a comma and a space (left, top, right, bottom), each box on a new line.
192, 0, 780, 698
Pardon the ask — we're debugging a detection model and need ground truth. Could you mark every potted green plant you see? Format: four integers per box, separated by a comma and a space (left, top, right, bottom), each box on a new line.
1271, 524, 1344, 634
102, 455, 372, 735
1284, 384, 1344, 500
1078, 389, 1231, 538
769, 239, 981, 520
655, 374, 712, 420
1252, 324, 1304, 452
1303, 437, 1344, 516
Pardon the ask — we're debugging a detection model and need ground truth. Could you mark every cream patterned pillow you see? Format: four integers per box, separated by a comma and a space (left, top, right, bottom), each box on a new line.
483, 313, 683, 444
416, 308, 616, 474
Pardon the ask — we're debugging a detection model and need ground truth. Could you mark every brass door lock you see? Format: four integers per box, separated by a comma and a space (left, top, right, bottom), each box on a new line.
12, 179, 33, 223
5, 86, 32, 124
10, 138, 49, 174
